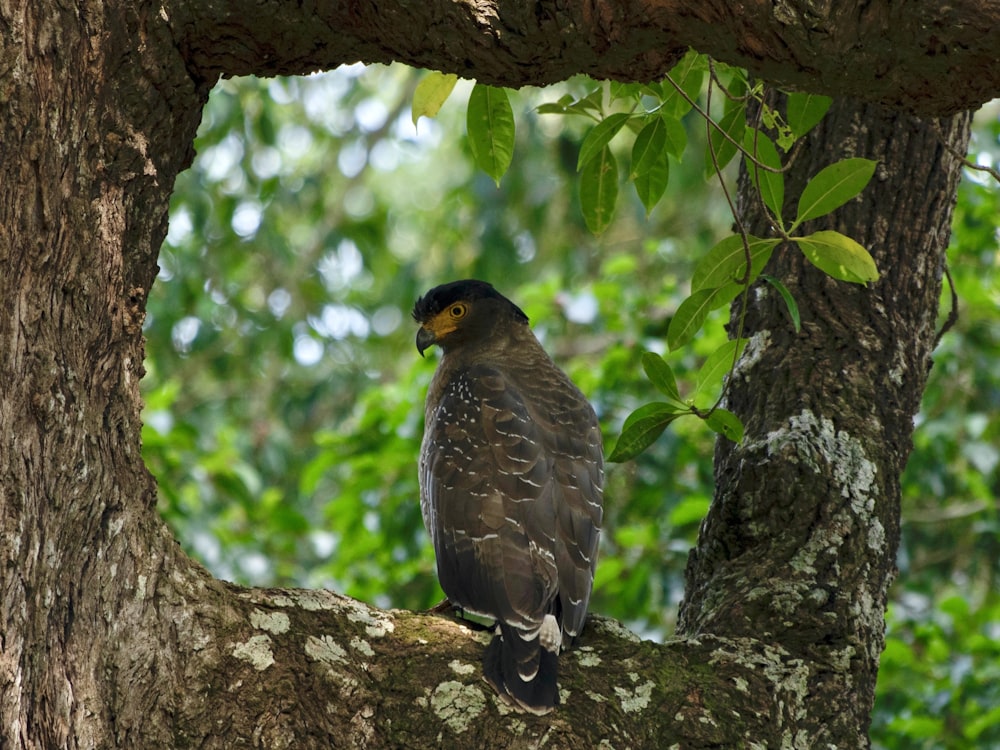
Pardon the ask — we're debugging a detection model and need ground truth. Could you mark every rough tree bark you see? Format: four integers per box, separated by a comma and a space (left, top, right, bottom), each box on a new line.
678, 97, 972, 744
0, 1, 991, 748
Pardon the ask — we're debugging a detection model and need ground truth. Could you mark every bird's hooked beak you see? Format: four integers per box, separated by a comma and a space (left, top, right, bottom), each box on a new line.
415, 326, 437, 357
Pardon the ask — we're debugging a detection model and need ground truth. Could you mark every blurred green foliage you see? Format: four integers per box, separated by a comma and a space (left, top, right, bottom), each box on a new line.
142, 64, 999, 745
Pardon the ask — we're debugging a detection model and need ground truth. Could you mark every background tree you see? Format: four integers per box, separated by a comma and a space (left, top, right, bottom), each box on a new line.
1, 2, 997, 748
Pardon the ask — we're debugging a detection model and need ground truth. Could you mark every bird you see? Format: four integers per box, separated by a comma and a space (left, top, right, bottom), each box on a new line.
412, 279, 604, 714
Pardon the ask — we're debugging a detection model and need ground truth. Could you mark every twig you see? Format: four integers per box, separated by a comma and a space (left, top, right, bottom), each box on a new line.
662, 71, 785, 174
934, 262, 960, 347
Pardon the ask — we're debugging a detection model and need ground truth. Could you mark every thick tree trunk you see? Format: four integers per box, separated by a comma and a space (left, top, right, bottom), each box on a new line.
0, 1, 982, 748
678, 98, 971, 745
0, 3, 209, 746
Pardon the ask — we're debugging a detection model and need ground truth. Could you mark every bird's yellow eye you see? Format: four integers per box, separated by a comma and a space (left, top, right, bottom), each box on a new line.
448, 303, 468, 319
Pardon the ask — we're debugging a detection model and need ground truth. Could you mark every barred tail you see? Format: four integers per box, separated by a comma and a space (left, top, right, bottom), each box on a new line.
482, 617, 560, 715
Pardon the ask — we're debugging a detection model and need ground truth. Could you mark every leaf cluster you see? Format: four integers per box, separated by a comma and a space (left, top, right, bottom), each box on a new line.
416, 55, 883, 461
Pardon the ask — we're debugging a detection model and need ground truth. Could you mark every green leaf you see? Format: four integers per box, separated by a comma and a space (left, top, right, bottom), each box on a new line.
577, 112, 631, 171
668, 496, 710, 527
631, 155, 668, 215
558, 90, 604, 117
608, 402, 685, 462
786, 93, 832, 140
609, 81, 644, 102
640, 82, 663, 98
536, 102, 570, 115
795, 230, 879, 283
580, 146, 619, 235
703, 408, 744, 443
614, 522, 657, 549
661, 115, 688, 158
300, 449, 337, 496
707, 281, 745, 311
630, 118, 666, 176
691, 235, 780, 293
966, 704, 1000, 741
536, 94, 581, 116
667, 288, 721, 351
762, 274, 801, 332
536, 93, 606, 118
411, 72, 458, 126
467, 84, 515, 185
799, 160, 877, 223
661, 50, 706, 118
694, 338, 748, 400
706, 101, 746, 176
792, 158, 877, 230
742, 129, 785, 221
887, 716, 944, 740
641, 351, 682, 403
631, 119, 670, 214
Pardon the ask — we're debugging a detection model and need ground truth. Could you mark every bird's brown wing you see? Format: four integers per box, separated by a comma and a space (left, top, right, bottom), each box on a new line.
545, 397, 603, 639
419, 364, 560, 633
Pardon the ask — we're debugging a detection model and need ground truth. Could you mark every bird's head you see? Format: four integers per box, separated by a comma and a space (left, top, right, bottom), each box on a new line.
412, 279, 529, 356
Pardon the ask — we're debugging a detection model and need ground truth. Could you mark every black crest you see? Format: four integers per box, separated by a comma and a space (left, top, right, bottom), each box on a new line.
412, 279, 528, 324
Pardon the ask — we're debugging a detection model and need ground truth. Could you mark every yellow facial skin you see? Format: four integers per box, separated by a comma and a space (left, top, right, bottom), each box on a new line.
416, 301, 469, 355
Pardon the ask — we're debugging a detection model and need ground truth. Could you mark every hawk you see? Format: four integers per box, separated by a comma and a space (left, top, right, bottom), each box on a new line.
413, 279, 604, 714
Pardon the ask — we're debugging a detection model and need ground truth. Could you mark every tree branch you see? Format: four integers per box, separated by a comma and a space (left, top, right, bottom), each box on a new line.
151, 575, 852, 748
168, 0, 1000, 114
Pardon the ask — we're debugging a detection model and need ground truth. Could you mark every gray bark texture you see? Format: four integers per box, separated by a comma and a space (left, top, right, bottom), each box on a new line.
0, 1, 989, 748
